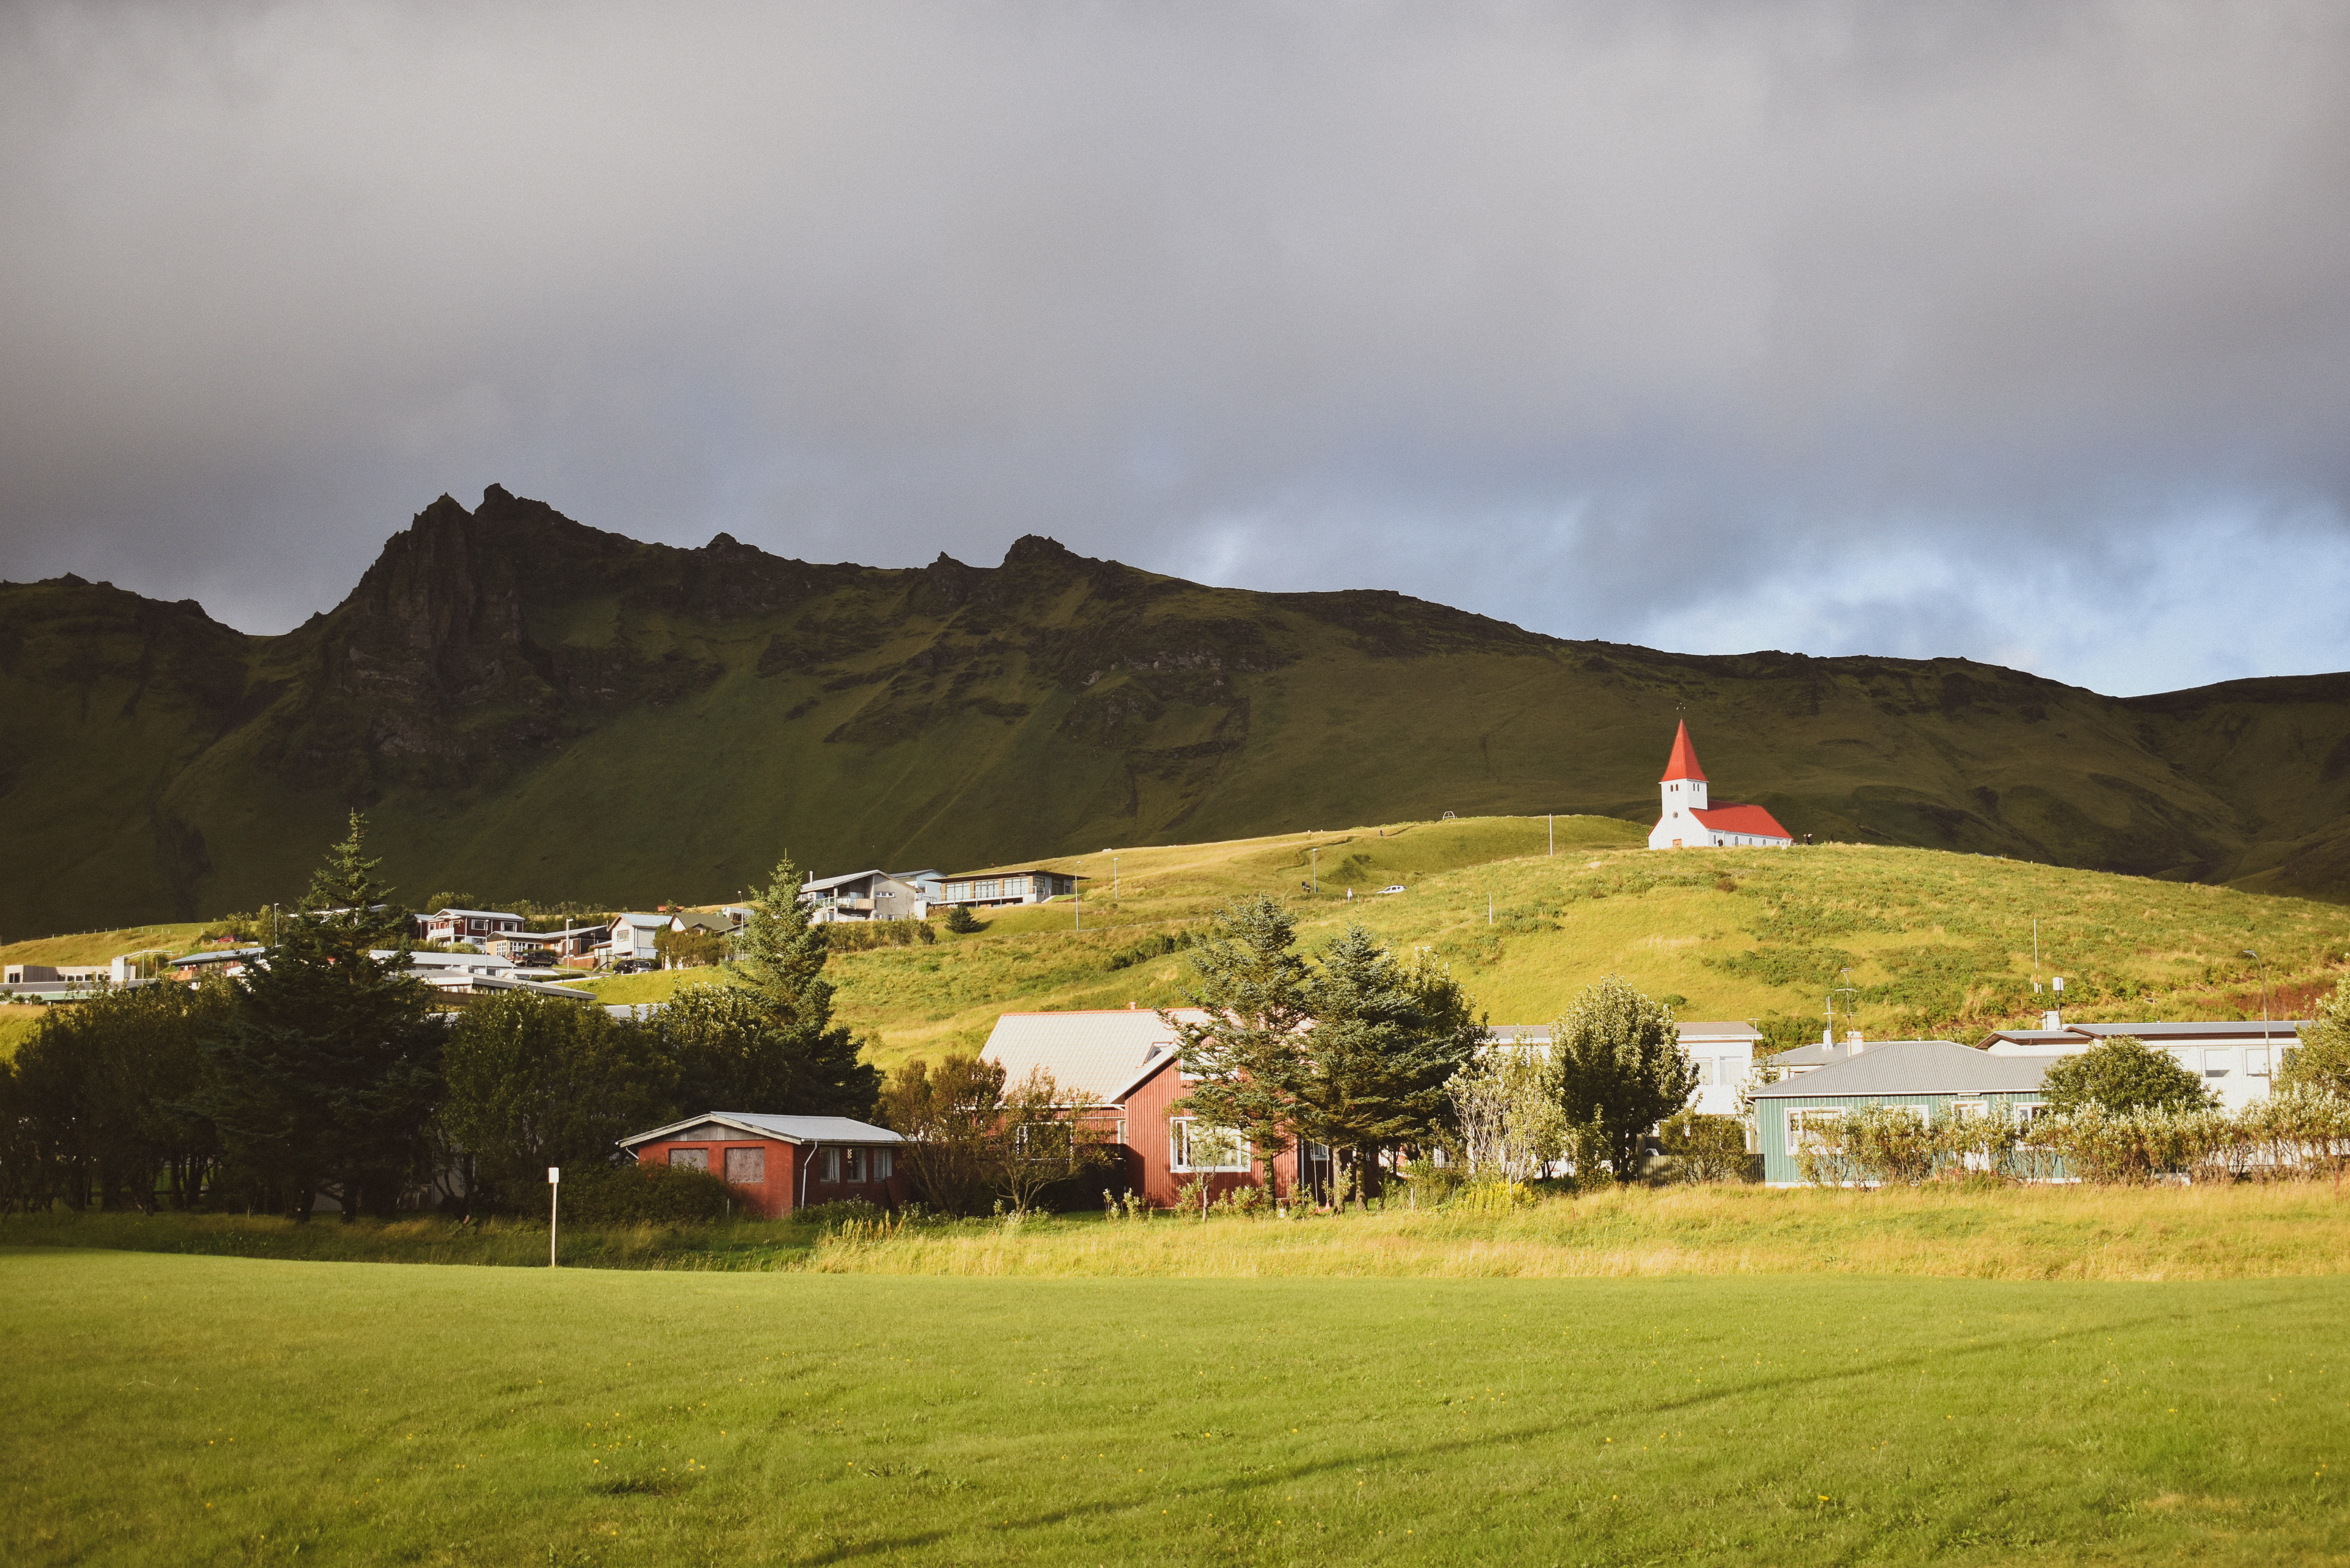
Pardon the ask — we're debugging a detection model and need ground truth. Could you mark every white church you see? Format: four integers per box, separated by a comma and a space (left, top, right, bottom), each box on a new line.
1647, 721, 1794, 850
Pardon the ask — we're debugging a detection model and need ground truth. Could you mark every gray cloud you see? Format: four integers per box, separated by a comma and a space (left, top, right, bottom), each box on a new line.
3, 0, 2346, 694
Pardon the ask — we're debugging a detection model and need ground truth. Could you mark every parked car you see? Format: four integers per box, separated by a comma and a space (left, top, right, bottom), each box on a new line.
610, 958, 656, 975
1376, 884, 1408, 895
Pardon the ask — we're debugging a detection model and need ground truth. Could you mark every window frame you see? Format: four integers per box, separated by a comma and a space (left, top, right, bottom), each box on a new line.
1168, 1116, 1251, 1173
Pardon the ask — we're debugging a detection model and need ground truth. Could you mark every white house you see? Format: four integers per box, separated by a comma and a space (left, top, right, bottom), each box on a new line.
417, 907, 526, 945
1488, 1019, 1762, 1119
1979, 1017, 2306, 1115
801, 869, 940, 923
927, 868, 1082, 912
1646, 722, 1793, 851
597, 913, 666, 964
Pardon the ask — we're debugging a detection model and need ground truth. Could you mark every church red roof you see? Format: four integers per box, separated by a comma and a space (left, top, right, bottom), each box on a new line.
1691, 804, 1792, 841
1658, 720, 1707, 783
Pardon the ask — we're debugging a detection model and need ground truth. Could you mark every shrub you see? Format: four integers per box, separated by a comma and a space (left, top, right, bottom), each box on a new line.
1400, 1153, 1468, 1206
943, 905, 983, 935
559, 1161, 734, 1225
2042, 1035, 2211, 1114
824, 921, 937, 953
792, 1197, 885, 1229
1657, 1111, 1748, 1183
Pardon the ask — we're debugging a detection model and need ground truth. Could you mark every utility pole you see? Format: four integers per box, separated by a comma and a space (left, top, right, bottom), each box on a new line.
2242, 948, 2271, 1070
1549, 813, 1554, 856
1309, 846, 1319, 894
547, 1167, 560, 1267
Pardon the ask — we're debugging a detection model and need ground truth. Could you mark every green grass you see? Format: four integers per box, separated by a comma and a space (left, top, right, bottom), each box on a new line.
4, 1247, 2346, 1565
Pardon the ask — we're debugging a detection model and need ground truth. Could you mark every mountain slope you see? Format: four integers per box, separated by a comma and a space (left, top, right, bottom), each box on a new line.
3, 485, 2346, 934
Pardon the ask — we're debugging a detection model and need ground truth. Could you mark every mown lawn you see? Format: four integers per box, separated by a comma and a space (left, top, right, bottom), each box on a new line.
2, 1249, 2344, 1565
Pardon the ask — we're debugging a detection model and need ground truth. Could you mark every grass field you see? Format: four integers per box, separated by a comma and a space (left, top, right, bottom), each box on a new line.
4, 1246, 2345, 1565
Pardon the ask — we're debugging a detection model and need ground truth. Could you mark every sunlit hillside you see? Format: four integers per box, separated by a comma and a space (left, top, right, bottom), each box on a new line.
10, 813, 2345, 1074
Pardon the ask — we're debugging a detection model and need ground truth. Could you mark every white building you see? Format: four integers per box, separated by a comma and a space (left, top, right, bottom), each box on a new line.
1487, 1019, 1762, 1118
1979, 1017, 2305, 1114
800, 869, 940, 923
1646, 722, 1794, 851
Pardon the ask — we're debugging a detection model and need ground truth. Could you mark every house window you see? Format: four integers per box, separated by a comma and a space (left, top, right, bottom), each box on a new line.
1694, 1058, 1714, 1086
1784, 1108, 1845, 1156
724, 1147, 766, 1185
822, 1148, 840, 1182
2248, 1048, 2271, 1077
874, 1149, 893, 1180
669, 1147, 710, 1171
1169, 1117, 1250, 1173
843, 1148, 865, 1183
2203, 1048, 2233, 1079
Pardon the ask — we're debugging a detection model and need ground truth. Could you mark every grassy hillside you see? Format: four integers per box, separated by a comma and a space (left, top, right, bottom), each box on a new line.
16, 814, 2342, 1073
5, 485, 2348, 938
571, 815, 2350, 1073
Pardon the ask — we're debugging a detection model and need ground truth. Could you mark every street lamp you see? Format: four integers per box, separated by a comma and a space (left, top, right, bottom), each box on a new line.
2242, 948, 2271, 1073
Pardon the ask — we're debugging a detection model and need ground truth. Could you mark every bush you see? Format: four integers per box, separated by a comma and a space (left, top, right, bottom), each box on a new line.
792, 1197, 885, 1229
1657, 1111, 1748, 1183
559, 1162, 734, 1225
824, 921, 937, 953
943, 905, 983, 935
2042, 1035, 2211, 1114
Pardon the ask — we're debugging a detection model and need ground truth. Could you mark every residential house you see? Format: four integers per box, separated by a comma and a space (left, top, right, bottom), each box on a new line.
618, 1113, 907, 1217
1646, 721, 1794, 850
1979, 1017, 2306, 1114
1752, 1038, 2049, 1184
597, 913, 667, 965
1486, 1020, 1763, 1119
801, 870, 940, 924
928, 869, 1082, 912
487, 924, 607, 965
417, 907, 526, 945
983, 1008, 1288, 1208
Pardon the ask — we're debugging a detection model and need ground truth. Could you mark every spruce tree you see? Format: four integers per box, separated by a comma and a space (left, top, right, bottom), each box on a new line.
681, 852, 879, 1116
1160, 895, 1313, 1199
198, 813, 442, 1221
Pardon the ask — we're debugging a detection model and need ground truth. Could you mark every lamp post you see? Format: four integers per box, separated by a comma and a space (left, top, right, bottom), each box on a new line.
547, 1166, 561, 1268
2242, 948, 2271, 1074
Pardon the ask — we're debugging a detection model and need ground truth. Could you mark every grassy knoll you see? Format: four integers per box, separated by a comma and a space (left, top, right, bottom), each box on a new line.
4, 1248, 2346, 1566
10, 1182, 2349, 1284
797, 825, 2350, 1069
0, 1005, 42, 1060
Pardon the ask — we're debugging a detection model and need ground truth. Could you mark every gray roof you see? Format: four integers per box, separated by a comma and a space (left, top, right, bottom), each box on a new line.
619, 1112, 905, 1147
1980, 1019, 2308, 1045
1752, 1039, 2048, 1099
1486, 1020, 1759, 1045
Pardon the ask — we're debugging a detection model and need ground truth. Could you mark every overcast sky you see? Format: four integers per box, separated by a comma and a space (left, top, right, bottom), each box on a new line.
5, 1, 2348, 696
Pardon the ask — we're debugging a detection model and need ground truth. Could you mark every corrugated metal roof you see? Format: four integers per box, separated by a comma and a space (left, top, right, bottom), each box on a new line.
983, 1008, 1209, 1104
1484, 1021, 1759, 1045
1752, 1039, 2047, 1099
619, 1112, 903, 1147
1690, 803, 1792, 840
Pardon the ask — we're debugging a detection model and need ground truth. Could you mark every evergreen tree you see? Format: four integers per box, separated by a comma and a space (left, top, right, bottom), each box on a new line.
1551, 975, 1697, 1183
197, 813, 443, 1221
438, 993, 675, 1208
1292, 928, 1482, 1205
675, 852, 879, 1116
1161, 895, 1313, 1198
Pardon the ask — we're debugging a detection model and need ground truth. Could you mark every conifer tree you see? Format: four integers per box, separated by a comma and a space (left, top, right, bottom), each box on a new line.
1160, 895, 1313, 1198
677, 852, 879, 1116
198, 813, 442, 1221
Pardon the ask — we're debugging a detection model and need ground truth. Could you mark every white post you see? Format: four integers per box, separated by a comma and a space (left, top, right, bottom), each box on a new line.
1549, 813, 1554, 856
547, 1166, 560, 1267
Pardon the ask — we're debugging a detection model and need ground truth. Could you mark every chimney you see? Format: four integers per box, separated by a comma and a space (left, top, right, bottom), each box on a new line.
2042, 1009, 2061, 1030
1821, 1028, 1834, 1048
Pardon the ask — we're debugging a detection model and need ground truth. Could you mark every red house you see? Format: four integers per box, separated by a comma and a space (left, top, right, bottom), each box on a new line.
983, 1009, 1319, 1209
617, 1113, 908, 1218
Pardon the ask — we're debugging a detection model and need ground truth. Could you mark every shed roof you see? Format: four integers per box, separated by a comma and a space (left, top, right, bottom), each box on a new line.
1752, 1039, 2047, 1099
619, 1112, 904, 1148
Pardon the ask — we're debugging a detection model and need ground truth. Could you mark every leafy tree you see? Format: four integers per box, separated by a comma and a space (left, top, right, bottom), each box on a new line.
2040, 1034, 2213, 1114
1291, 929, 1482, 1206
877, 1051, 1007, 1215
655, 926, 727, 968
1160, 895, 1313, 1200
1657, 1110, 1748, 1184
1449, 1045, 1567, 1184
2278, 977, 2350, 1098
995, 1066, 1111, 1215
693, 852, 879, 1116
197, 813, 444, 1221
1551, 975, 1697, 1183
437, 993, 676, 1209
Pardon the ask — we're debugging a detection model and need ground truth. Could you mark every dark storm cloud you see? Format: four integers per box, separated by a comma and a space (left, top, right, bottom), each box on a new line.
3, 1, 2347, 693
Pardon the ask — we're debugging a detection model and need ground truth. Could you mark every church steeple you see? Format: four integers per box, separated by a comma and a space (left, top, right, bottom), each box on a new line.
1659, 720, 1707, 783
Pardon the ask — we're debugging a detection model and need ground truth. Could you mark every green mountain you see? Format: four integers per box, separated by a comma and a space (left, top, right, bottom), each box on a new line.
5, 485, 2347, 936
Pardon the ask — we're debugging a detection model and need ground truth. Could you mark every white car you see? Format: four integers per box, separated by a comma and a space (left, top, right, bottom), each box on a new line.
1376, 884, 1408, 895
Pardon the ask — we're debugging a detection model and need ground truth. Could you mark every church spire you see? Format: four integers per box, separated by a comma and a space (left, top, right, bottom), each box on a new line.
1659, 719, 1707, 783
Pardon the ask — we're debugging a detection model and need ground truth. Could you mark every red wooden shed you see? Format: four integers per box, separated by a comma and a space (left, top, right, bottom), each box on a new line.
617, 1113, 908, 1217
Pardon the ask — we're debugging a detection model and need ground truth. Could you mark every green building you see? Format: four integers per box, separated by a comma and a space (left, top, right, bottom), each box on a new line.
1751, 1039, 2051, 1185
